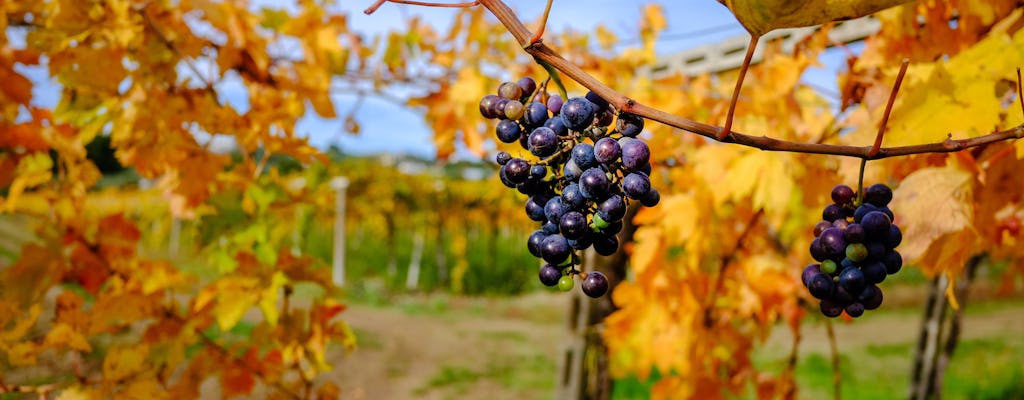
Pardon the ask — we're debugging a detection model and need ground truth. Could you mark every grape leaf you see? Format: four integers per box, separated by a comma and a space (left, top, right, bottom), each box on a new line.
890, 165, 974, 270
722, 0, 916, 36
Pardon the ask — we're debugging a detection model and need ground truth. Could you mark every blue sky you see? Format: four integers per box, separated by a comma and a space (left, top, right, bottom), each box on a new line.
12, 1, 854, 159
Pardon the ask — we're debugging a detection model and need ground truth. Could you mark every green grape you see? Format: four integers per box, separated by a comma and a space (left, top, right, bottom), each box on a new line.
557, 275, 574, 292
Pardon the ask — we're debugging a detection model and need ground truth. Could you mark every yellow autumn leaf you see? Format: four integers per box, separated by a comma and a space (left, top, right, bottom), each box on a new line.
103, 343, 150, 381
723, 0, 916, 36
44, 323, 93, 352
4, 152, 53, 212
215, 278, 260, 331
54, 386, 103, 400
258, 271, 289, 326
725, 150, 797, 213
890, 165, 974, 264
0, 304, 42, 342
6, 341, 39, 366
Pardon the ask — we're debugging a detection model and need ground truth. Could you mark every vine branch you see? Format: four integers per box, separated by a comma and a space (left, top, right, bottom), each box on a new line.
472, 0, 1024, 160
364, 0, 479, 14
869, 59, 909, 157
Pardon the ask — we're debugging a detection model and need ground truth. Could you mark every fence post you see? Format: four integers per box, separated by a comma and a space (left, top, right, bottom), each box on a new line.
330, 176, 350, 287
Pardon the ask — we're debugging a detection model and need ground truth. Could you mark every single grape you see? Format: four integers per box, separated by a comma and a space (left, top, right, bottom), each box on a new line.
878, 206, 895, 222
572, 143, 597, 169
820, 299, 844, 318
530, 165, 547, 180
528, 127, 559, 157
813, 221, 832, 237
503, 100, 526, 121
883, 250, 902, 274
498, 81, 523, 100
560, 183, 587, 210
592, 233, 619, 256
864, 183, 893, 207
597, 194, 626, 223
498, 168, 516, 188
853, 203, 879, 223
561, 97, 597, 130
620, 139, 650, 171
862, 261, 887, 284
559, 211, 589, 240
495, 119, 521, 143
845, 302, 865, 317
522, 101, 549, 128
839, 267, 866, 296
557, 275, 574, 292
820, 259, 838, 275
585, 91, 609, 113
544, 197, 568, 224
802, 264, 822, 287
885, 225, 902, 249
616, 112, 644, 137
593, 137, 621, 164
546, 94, 563, 115
579, 168, 610, 199
516, 77, 537, 99
860, 285, 883, 310
843, 223, 865, 243
539, 264, 561, 287
640, 188, 661, 207
861, 211, 892, 236
495, 151, 511, 166
822, 204, 845, 222
596, 109, 614, 127
622, 173, 651, 199
525, 195, 549, 222
809, 238, 828, 262
563, 159, 583, 182
581, 271, 610, 298
865, 241, 887, 262
831, 184, 855, 206
845, 243, 868, 262
818, 227, 847, 260
527, 230, 546, 258
479, 94, 503, 119
808, 273, 834, 299
543, 115, 568, 136
503, 158, 530, 184
542, 221, 559, 234
540, 234, 571, 265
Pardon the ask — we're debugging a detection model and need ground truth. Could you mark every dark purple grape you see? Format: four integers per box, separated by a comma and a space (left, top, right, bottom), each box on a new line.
528, 127, 559, 157
640, 188, 660, 207
585, 91, 609, 113
544, 197, 567, 224
498, 168, 516, 188
860, 285, 883, 310
479, 94, 502, 119
540, 234, 571, 265
525, 195, 549, 222
879, 206, 894, 222
530, 165, 547, 179
810, 238, 828, 262
833, 285, 855, 306
539, 264, 561, 286
579, 168, 610, 199
517, 177, 549, 196
861, 211, 892, 236
820, 299, 844, 317
638, 162, 652, 176
542, 115, 568, 137
616, 112, 644, 137
839, 267, 866, 296
563, 159, 583, 182
603, 220, 624, 235
813, 221, 832, 237
559, 211, 589, 240
802, 264, 822, 287
542, 221, 559, 234
597, 195, 626, 223
503, 158, 530, 184
844, 223, 865, 243
865, 241, 887, 261
581, 271, 610, 298
593, 137, 621, 164
592, 233, 619, 256
568, 234, 592, 250
561, 97, 596, 130
560, 183, 587, 210
522, 102, 549, 128
572, 143, 597, 169
596, 109, 614, 127
518, 130, 530, 150
495, 151, 511, 165
845, 302, 865, 317
864, 183, 893, 207
498, 81, 522, 100
883, 250, 902, 274
853, 203, 879, 223
622, 173, 651, 199
885, 224, 902, 249
831, 184, 855, 206
516, 77, 537, 99
862, 261, 887, 284
527, 230, 546, 257
620, 139, 650, 171
808, 273, 834, 299
546, 94, 563, 115
818, 228, 847, 260
822, 204, 845, 222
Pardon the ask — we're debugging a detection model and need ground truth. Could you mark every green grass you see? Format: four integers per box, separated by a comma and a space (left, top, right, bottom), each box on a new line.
416, 353, 555, 399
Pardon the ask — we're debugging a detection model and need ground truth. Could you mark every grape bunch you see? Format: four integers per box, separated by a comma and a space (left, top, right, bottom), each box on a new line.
802, 183, 903, 317
479, 77, 660, 298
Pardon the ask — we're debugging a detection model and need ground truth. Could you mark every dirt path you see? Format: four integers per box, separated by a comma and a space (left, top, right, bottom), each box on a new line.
324, 294, 570, 400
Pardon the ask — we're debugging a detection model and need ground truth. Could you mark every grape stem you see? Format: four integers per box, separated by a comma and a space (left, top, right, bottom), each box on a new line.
856, 158, 867, 205
868, 59, 909, 158
467, 0, 1024, 159
719, 35, 760, 141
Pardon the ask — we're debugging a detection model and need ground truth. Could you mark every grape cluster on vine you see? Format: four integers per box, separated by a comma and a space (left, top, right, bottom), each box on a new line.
479, 77, 660, 298
803, 183, 903, 317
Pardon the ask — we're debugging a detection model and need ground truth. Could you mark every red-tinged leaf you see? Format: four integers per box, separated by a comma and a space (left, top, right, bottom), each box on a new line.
221, 362, 257, 398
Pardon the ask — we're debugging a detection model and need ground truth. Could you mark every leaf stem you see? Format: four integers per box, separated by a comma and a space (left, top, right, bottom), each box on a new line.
1017, 67, 1023, 119
529, 0, 554, 45
868, 59, 909, 158
719, 35, 759, 141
